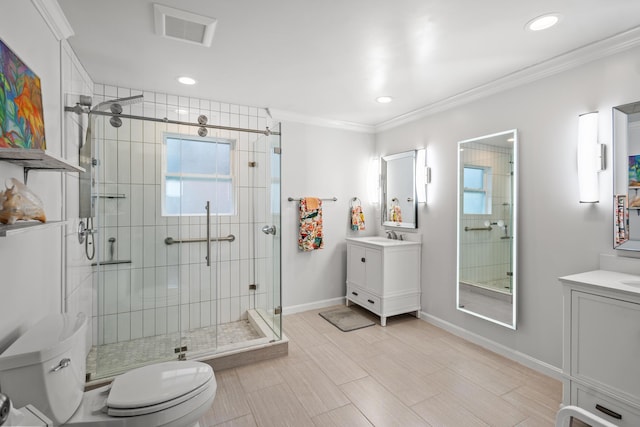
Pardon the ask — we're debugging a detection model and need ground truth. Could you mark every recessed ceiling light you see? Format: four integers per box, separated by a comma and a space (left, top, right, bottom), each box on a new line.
175, 109, 188, 115
526, 13, 561, 31
376, 96, 393, 104
178, 76, 196, 85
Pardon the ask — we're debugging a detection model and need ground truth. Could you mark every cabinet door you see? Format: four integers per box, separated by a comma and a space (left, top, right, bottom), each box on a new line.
572, 291, 640, 400
364, 247, 383, 294
347, 244, 366, 287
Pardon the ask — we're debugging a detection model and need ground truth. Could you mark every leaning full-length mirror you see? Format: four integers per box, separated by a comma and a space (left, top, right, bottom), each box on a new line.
457, 129, 517, 329
613, 101, 640, 250
381, 150, 418, 228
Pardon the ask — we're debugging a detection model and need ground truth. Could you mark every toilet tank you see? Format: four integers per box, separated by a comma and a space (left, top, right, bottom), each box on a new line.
0, 313, 87, 425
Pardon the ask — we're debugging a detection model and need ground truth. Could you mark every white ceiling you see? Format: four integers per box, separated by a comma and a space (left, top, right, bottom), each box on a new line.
57, 0, 640, 128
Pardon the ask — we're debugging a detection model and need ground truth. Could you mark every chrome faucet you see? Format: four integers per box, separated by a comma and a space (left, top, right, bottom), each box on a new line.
385, 230, 398, 240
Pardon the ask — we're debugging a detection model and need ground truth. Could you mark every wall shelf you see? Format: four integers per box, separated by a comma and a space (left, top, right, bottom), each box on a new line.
0, 220, 67, 237
0, 148, 84, 183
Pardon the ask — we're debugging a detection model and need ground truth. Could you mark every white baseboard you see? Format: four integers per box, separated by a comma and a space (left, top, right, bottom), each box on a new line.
420, 311, 563, 380
283, 297, 345, 315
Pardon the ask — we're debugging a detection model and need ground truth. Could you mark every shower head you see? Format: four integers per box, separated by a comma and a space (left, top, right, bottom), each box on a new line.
92, 94, 143, 113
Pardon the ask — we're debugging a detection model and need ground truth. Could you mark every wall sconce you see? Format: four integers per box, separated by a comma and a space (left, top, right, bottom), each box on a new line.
416, 148, 431, 204
577, 112, 605, 203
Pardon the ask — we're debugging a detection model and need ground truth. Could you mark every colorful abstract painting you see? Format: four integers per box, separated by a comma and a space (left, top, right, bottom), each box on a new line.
0, 39, 46, 149
629, 155, 640, 187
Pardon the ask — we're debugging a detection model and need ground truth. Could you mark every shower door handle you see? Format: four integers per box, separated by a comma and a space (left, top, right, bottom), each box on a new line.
261, 225, 276, 235
205, 201, 211, 267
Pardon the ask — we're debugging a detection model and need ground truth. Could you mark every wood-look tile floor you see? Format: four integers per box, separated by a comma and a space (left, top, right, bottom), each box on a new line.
200, 305, 562, 427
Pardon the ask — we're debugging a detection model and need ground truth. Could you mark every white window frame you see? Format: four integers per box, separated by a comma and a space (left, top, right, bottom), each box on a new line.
161, 132, 236, 216
463, 165, 492, 215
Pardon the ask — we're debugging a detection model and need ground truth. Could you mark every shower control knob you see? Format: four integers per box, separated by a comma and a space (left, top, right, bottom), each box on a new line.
261, 225, 276, 235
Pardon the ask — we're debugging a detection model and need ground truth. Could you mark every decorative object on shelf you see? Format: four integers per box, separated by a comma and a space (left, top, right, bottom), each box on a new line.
615, 195, 629, 246
298, 197, 323, 251
0, 178, 46, 224
389, 197, 402, 223
0, 39, 46, 150
350, 197, 365, 231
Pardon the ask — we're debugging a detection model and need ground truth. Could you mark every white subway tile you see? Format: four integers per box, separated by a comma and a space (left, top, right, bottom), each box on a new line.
131, 310, 143, 339
155, 306, 167, 335
143, 267, 156, 310
117, 269, 131, 313
143, 309, 155, 337
117, 313, 131, 342
104, 314, 118, 344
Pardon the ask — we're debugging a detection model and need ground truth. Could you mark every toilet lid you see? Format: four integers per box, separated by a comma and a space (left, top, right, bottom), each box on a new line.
107, 360, 213, 416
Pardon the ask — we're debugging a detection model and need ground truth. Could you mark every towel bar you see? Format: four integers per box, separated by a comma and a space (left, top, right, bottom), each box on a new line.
164, 234, 236, 245
464, 226, 492, 231
288, 197, 337, 202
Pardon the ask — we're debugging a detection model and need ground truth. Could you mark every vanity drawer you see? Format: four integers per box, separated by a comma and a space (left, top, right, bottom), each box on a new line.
574, 383, 640, 427
346, 284, 381, 314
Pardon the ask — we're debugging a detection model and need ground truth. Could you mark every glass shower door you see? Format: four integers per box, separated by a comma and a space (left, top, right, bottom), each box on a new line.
91, 111, 185, 380
255, 124, 282, 338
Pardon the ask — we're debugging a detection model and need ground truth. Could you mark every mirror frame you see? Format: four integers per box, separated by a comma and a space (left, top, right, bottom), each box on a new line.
456, 129, 518, 329
613, 101, 640, 251
381, 150, 418, 229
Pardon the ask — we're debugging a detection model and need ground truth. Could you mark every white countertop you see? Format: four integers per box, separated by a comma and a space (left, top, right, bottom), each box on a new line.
345, 236, 421, 247
559, 269, 640, 296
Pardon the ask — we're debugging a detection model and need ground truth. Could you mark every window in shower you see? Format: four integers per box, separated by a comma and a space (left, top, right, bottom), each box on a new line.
161, 133, 235, 215
463, 165, 492, 215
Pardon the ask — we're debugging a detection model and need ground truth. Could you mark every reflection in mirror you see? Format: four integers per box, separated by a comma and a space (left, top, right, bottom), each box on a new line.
457, 129, 517, 329
613, 101, 640, 251
381, 150, 418, 229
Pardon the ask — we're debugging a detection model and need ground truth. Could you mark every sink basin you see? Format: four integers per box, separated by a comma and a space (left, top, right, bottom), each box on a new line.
347, 236, 419, 246
620, 280, 640, 288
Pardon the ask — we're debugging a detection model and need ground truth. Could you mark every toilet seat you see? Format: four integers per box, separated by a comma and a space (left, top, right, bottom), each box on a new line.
106, 361, 214, 417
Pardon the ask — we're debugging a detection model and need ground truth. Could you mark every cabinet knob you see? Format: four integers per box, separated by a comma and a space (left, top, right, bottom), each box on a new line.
352, 291, 358, 296
367, 299, 375, 304
361, 257, 366, 263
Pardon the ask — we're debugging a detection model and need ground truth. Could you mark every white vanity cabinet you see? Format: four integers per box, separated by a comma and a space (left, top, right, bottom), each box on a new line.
559, 270, 640, 427
345, 237, 421, 326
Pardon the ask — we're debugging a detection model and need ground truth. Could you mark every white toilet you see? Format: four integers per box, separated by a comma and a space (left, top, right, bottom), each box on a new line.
0, 313, 217, 426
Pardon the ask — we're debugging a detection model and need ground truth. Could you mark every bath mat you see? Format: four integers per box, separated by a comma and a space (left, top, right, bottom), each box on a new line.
319, 306, 375, 332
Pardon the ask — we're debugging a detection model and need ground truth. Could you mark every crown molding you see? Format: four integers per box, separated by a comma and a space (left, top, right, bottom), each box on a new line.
375, 25, 640, 133
31, 0, 74, 41
269, 108, 375, 134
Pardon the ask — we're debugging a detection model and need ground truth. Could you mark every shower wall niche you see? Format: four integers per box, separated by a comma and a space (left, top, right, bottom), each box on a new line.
86, 84, 281, 378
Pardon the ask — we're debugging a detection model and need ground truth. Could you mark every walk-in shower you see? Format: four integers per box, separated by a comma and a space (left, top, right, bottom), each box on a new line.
67, 91, 283, 381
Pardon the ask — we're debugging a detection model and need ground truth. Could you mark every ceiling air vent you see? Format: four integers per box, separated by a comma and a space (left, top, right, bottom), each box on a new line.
154, 3, 217, 47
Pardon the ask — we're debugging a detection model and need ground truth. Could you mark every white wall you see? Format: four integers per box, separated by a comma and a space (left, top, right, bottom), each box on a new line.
280, 122, 375, 312
376, 45, 640, 369
0, 1, 92, 353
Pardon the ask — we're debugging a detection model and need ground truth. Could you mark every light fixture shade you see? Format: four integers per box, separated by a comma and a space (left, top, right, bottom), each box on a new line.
577, 112, 600, 203
416, 149, 427, 203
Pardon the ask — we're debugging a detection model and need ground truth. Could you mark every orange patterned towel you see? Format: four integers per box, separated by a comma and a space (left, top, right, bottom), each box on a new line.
298, 197, 323, 251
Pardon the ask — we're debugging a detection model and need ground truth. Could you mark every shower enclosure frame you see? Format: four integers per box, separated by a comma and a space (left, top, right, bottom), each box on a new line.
67, 94, 283, 380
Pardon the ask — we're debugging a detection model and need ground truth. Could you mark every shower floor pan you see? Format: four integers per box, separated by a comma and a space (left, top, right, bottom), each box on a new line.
85, 309, 288, 386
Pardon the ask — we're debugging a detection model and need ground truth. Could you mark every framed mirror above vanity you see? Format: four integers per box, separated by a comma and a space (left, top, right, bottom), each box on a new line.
613, 101, 640, 250
457, 129, 518, 329
381, 150, 418, 229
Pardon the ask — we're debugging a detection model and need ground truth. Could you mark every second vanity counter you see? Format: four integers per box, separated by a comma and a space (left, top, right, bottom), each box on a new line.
345, 236, 421, 326
559, 269, 640, 427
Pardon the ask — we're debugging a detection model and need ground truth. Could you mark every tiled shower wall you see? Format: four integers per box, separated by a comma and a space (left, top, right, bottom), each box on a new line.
459, 143, 512, 286
91, 84, 274, 346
